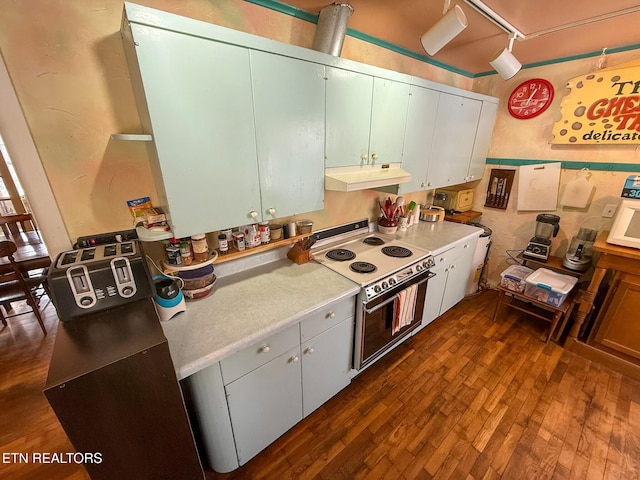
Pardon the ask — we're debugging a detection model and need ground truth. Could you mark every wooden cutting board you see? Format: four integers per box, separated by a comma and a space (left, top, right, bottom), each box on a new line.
517, 163, 561, 211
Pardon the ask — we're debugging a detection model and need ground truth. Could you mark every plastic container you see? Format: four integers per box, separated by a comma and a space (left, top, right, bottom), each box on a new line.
177, 264, 215, 290
295, 219, 313, 234
270, 223, 283, 240
524, 268, 578, 307
499, 265, 533, 293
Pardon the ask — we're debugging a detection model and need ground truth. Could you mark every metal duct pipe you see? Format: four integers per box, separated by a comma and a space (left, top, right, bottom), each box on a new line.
311, 3, 354, 56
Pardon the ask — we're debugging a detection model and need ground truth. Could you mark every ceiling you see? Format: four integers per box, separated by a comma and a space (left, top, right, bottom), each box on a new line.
279, 0, 640, 76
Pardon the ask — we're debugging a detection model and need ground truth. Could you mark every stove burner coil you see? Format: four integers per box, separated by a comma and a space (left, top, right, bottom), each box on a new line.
381, 246, 413, 258
363, 236, 385, 246
349, 261, 377, 274
325, 249, 356, 262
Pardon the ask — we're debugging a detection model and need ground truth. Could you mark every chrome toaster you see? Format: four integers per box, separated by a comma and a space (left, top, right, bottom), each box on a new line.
47, 240, 153, 321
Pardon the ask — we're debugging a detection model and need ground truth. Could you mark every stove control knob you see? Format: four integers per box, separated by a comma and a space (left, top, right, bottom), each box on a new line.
381, 281, 389, 289
374, 285, 382, 293
416, 264, 424, 271
426, 258, 435, 268
389, 278, 396, 286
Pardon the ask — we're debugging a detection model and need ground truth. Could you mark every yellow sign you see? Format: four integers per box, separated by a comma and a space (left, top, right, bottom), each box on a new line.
551, 60, 640, 145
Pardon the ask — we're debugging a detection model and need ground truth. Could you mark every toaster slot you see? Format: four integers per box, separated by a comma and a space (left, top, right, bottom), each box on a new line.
60, 251, 79, 266
103, 245, 117, 257
80, 248, 96, 262
120, 242, 134, 254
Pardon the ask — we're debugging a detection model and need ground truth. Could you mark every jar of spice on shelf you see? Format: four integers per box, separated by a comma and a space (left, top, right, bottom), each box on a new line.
191, 234, 209, 263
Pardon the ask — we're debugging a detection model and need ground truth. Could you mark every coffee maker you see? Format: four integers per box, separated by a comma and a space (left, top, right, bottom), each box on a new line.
523, 214, 560, 262
563, 228, 598, 272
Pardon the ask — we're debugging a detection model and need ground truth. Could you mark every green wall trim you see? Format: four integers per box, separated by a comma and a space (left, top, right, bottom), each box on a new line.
487, 158, 640, 172
246, 0, 640, 80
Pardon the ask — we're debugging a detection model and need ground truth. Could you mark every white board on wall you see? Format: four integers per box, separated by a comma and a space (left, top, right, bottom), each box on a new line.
517, 163, 561, 211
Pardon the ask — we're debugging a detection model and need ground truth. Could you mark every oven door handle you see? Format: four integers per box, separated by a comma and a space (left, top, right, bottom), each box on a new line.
364, 271, 435, 315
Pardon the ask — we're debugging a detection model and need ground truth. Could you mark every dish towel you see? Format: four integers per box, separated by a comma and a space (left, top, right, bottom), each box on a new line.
392, 284, 419, 335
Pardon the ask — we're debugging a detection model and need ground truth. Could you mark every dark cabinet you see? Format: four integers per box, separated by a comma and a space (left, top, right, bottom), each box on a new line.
592, 273, 640, 361
44, 299, 203, 480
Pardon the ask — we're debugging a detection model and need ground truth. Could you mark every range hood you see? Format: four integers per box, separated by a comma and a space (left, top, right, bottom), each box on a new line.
325, 163, 411, 192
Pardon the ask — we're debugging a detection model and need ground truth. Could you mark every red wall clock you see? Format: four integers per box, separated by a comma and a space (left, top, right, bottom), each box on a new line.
507, 78, 554, 119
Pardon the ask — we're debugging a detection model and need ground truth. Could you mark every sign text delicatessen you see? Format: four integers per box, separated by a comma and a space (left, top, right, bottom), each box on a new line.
551, 60, 640, 145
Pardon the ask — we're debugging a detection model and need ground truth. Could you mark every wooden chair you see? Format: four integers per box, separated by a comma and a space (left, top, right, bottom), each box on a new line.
0, 241, 47, 334
0, 213, 38, 237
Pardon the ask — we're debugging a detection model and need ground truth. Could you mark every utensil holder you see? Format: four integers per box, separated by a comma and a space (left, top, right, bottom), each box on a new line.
287, 241, 311, 265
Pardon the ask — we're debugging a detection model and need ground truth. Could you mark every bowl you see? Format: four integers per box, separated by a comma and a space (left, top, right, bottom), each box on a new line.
295, 219, 313, 235
182, 275, 217, 300
177, 264, 215, 290
377, 224, 398, 234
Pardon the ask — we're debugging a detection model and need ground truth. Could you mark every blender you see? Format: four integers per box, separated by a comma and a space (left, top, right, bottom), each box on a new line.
563, 228, 598, 271
523, 214, 560, 261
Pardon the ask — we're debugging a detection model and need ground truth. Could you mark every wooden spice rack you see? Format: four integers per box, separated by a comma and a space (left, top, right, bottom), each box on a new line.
214, 234, 309, 264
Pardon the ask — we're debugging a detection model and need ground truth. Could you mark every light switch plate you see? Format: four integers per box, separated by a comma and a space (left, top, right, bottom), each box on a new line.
602, 204, 617, 218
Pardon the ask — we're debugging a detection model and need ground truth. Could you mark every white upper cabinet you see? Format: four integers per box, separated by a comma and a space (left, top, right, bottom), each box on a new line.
368, 77, 411, 166
127, 24, 261, 237
250, 52, 325, 221
467, 100, 498, 182
325, 68, 373, 168
426, 92, 482, 189
398, 85, 439, 194
325, 69, 410, 168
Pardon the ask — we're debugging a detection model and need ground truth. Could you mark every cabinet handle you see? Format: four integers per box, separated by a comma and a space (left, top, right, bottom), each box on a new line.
450, 264, 456, 270
326, 311, 335, 319
439, 257, 445, 262
304, 347, 314, 355
371, 153, 378, 163
250, 211, 258, 219
421, 182, 426, 188
259, 345, 270, 354
463, 244, 469, 248
427, 182, 432, 187
268, 208, 276, 215
361, 154, 368, 165
289, 355, 300, 363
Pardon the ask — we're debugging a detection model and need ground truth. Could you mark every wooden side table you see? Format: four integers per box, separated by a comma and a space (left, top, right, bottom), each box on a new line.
493, 285, 579, 343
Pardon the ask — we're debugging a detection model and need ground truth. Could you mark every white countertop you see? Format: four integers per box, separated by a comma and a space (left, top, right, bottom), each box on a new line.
161, 257, 359, 379
161, 220, 483, 380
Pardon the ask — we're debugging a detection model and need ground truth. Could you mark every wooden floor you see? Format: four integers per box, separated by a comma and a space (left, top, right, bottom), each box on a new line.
2, 290, 639, 479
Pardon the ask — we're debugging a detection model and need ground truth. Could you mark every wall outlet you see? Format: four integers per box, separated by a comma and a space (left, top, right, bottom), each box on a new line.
602, 204, 617, 218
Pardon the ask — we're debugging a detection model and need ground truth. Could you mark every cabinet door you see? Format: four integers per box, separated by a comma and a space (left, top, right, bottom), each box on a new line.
225, 348, 302, 465
422, 262, 447, 326
399, 86, 439, 194
440, 248, 474, 314
593, 275, 640, 360
467, 101, 498, 182
130, 24, 261, 237
251, 52, 325, 220
325, 68, 374, 167
427, 93, 482, 189
301, 318, 353, 417
368, 77, 411, 165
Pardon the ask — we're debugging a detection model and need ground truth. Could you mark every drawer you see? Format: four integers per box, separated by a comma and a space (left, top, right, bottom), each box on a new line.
434, 239, 474, 266
220, 323, 300, 385
300, 296, 355, 342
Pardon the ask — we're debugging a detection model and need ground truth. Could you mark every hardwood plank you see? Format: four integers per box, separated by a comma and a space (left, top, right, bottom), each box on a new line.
5, 290, 640, 480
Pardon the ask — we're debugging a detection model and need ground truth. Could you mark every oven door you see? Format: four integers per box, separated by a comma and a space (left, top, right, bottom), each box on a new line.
354, 269, 434, 370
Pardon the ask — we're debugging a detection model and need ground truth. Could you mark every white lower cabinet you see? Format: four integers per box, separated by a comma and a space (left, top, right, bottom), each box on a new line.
421, 236, 479, 328
226, 347, 303, 465
186, 296, 355, 473
301, 318, 353, 417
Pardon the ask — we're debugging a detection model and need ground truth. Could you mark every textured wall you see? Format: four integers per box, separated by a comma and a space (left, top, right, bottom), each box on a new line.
472, 51, 640, 285
0, 0, 471, 243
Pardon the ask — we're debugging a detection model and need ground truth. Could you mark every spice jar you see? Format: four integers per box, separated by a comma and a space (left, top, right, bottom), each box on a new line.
232, 232, 245, 251
191, 234, 209, 263
259, 222, 270, 244
218, 233, 229, 254
179, 238, 192, 265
